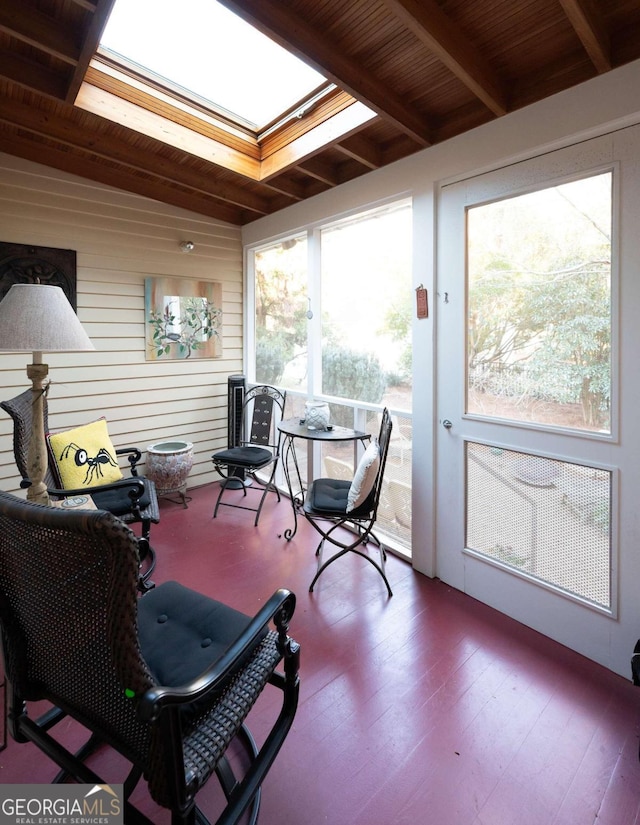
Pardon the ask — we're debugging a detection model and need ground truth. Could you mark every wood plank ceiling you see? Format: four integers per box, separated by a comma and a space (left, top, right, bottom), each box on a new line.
0, 0, 639, 226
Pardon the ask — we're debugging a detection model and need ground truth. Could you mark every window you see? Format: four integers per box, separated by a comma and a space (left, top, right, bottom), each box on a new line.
320, 203, 413, 411
249, 200, 413, 554
466, 172, 612, 432
254, 235, 308, 391
101, 0, 326, 129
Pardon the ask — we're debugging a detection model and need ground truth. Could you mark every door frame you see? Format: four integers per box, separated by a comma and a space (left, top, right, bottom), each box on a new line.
433, 129, 640, 676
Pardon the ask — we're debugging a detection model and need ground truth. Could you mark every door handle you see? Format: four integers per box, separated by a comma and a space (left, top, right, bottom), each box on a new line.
442, 419, 452, 429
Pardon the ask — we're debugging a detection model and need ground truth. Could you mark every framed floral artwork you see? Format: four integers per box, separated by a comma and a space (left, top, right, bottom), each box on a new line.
145, 277, 223, 360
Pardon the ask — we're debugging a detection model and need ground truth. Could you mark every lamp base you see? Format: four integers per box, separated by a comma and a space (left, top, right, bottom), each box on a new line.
26, 361, 50, 506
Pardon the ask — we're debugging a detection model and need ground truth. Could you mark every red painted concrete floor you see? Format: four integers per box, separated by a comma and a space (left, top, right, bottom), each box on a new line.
1, 483, 640, 824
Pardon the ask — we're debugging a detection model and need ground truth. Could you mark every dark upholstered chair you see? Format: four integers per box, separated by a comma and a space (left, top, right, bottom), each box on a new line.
303, 408, 394, 596
212, 384, 286, 526
0, 490, 300, 825
0, 388, 159, 585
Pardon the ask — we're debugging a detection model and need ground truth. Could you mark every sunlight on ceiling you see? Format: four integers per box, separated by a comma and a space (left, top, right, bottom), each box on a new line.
100, 0, 326, 129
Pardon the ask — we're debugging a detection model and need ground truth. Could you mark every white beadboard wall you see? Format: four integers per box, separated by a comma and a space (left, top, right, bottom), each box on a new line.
0, 153, 243, 497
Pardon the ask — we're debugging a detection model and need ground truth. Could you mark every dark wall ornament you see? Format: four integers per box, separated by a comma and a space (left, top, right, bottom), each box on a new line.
0, 242, 77, 310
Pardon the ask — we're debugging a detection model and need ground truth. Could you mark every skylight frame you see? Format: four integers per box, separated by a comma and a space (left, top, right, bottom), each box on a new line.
95, 46, 338, 141
97, 46, 261, 133
98, 0, 329, 133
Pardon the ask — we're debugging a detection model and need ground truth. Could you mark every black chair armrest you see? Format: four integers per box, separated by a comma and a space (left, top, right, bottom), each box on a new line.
45, 477, 146, 506
137, 589, 298, 722
20, 476, 146, 505
116, 446, 143, 476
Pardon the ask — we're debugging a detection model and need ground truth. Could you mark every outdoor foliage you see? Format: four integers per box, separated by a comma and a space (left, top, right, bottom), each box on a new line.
255, 240, 308, 389
254, 204, 412, 406
380, 291, 412, 382
322, 345, 387, 426
321, 345, 387, 401
255, 337, 287, 385
467, 174, 611, 429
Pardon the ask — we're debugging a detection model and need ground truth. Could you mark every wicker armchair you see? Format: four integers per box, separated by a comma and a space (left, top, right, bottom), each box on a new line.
0, 490, 300, 825
0, 388, 160, 586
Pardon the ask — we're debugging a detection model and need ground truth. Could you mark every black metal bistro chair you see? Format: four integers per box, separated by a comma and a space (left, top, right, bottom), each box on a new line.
303, 408, 394, 596
0, 490, 300, 825
1, 387, 160, 586
212, 385, 286, 526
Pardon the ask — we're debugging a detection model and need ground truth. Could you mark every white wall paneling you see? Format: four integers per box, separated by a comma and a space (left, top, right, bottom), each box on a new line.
0, 155, 243, 495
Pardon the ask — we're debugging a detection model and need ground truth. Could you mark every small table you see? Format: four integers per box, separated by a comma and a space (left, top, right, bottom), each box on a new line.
277, 418, 370, 540
50, 494, 97, 510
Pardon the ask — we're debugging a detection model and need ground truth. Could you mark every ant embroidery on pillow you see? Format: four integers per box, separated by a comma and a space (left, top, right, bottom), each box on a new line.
59, 442, 119, 485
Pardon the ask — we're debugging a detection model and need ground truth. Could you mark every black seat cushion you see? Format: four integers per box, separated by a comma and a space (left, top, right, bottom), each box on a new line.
138, 581, 266, 688
304, 477, 376, 518
305, 477, 350, 515
91, 478, 152, 516
213, 445, 272, 469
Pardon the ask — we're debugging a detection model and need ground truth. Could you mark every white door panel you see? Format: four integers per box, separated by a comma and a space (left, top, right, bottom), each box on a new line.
435, 128, 640, 676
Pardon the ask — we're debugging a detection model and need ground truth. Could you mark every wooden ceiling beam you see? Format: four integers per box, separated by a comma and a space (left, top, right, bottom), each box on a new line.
558, 0, 611, 73
76, 83, 263, 180
336, 135, 382, 170
296, 157, 340, 187
65, 0, 118, 103
0, 50, 69, 99
0, 96, 275, 216
217, 0, 431, 146
257, 176, 306, 201
0, 4, 80, 65
68, 0, 100, 11
383, 0, 508, 117
259, 100, 376, 180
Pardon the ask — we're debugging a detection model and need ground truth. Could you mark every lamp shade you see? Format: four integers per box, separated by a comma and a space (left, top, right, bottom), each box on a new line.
0, 283, 95, 352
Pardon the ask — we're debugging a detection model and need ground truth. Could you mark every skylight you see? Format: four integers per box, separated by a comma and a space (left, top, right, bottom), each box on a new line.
100, 0, 327, 130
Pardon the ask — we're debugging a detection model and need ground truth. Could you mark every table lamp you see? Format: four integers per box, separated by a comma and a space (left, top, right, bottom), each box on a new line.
0, 283, 95, 505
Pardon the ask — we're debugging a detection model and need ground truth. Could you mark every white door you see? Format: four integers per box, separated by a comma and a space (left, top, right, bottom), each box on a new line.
435, 127, 640, 676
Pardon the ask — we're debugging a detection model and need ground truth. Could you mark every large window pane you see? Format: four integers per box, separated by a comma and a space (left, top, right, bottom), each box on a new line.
320, 205, 412, 557
467, 173, 612, 432
250, 199, 413, 558
320, 202, 412, 412
254, 235, 308, 390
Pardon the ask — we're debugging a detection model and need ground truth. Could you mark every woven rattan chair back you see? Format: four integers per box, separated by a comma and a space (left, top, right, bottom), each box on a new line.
0, 491, 299, 825
0, 388, 57, 488
0, 493, 153, 759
